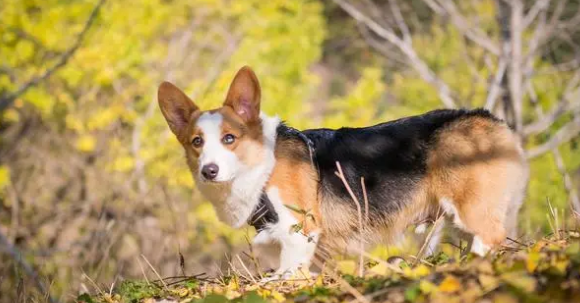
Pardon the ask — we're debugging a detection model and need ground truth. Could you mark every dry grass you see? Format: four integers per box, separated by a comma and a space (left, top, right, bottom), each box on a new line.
79, 230, 580, 303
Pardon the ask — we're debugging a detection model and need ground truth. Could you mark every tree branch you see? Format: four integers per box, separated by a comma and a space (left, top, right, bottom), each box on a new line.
334, 0, 457, 108
434, 0, 501, 55
527, 84, 580, 211
357, 23, 408, 66
388, 0, 412, 45
522, 0, 551, 29
484, 56, 508, 110
509, 0, 524, 132
523, 0, 567, 61
0, 0, 106, 112
523, 97, 580, 136
526, 114, 580, 159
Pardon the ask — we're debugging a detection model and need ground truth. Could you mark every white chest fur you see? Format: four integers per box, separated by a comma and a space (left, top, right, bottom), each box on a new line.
194, 113, 280, 228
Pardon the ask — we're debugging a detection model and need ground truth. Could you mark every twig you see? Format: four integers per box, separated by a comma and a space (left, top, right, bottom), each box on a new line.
388, 0, 412, 45
0, 230, 59, 303
484, 57, 508, 110
358, 251, 404, 274
407, 255, 434, 267
141, 254, 169, 291
225, 254, 251, 282
0, 0, 106, 112
82, 272, 105, 298
333, 0, 457, 109
506, 237, 529, 248
335, 162, 365, 277
136, 257, 151, 286
243, 234, 264, 279
236, 255, 258, 284
151, 273, 207, 283
523, 0, 551, 29
546, 198, 559, 239
361, 177, 369, 223
109, 275, 118, 296
310, 257, 370, 303
523, 98, 580, 136
526, 115, 580, 159
413, 215, 444, 265
435, 0, 500, 55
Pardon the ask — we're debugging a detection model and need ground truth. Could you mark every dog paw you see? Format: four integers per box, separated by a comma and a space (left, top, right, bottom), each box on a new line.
259, 268, 313, 283
259, 274, 283, 283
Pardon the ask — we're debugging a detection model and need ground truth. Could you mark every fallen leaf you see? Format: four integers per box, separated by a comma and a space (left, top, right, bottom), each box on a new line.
337, 260, 356, 275
479, 274, 499, 291
419, 280, 436, 294
368, 262, 390, 276
438, 275, 461, 293
501, 272, 536, 292
526, 250, 541, 273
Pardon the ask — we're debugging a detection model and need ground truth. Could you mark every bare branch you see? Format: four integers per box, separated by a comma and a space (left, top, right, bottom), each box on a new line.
422, 0, 445, 14
429, 0, 500, 55
357, 23, 408, 66
556, 5, 580, 31
388, 0, 412, 45
527, 84, 580, 212
334, 0, 457, 108
509, 0, 524, 132
521, 0, 548, 80
523, 0, 551, 29
0, 0, 106, 112
484, 56, 508, 110
526, 115, 580, 159
523, 97, 580, 136
525, 0, 567, 60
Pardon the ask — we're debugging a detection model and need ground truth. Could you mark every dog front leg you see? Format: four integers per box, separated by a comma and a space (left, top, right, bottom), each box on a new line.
275, 231, 319, 278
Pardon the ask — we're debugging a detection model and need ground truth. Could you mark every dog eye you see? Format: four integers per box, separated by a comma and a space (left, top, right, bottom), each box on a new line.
222, 134, 235, 145
192, 136, 203, 147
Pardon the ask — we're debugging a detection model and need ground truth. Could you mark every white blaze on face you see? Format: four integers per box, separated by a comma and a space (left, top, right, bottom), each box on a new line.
196, 112, 241, 182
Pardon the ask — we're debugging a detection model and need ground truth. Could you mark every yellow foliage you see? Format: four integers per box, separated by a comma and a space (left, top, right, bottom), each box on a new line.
75, 134, 96, 153
0, 166, 10, 191
438, 275, 461, 293
336, 260, 357, 275
324, 67, 385, 128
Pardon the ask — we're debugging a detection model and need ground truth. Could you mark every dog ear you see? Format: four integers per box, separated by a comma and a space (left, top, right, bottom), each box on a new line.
158, 81, 199, 137
223, 66, 261, 123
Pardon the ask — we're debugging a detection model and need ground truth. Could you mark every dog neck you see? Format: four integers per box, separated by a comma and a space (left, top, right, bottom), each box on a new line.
194, 113, 280, 228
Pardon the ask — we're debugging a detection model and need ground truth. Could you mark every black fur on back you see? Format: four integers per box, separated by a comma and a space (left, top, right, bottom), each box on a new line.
300, 108, 501, 222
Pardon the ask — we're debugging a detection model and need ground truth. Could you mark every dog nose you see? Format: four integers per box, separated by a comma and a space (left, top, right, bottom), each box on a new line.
201, 163, 219, 180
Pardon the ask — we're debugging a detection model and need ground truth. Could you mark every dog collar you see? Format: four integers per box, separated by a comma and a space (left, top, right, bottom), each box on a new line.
248, 192, 279, 232
247, 124, 316, 232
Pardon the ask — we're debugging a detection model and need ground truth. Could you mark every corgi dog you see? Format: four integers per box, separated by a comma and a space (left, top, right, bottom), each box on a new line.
158, 66, 528, 277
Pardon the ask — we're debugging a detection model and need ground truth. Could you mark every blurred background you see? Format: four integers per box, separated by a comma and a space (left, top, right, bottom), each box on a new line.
1, 0, 579, 301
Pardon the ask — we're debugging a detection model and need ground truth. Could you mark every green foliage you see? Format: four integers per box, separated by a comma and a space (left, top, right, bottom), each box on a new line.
324, 67, 385, 128
116, 280, 164, 302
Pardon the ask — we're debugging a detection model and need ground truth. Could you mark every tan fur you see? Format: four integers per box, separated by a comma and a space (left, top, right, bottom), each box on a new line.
319, 182, 434, 251
267, 138, 320, 234
318, 115, 528, 252
180, 107, 267, 178
425, 116, 528, 247
218, 106, 266, 167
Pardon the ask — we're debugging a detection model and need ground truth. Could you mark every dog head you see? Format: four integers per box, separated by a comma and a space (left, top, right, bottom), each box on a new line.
158, 66, 270, 184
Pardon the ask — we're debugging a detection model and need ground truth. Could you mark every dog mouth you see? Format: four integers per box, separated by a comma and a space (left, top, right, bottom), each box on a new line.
199, 176, 233, 184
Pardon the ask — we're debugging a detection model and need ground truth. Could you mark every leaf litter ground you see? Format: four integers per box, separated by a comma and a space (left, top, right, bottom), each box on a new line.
81, 231, 580, 303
